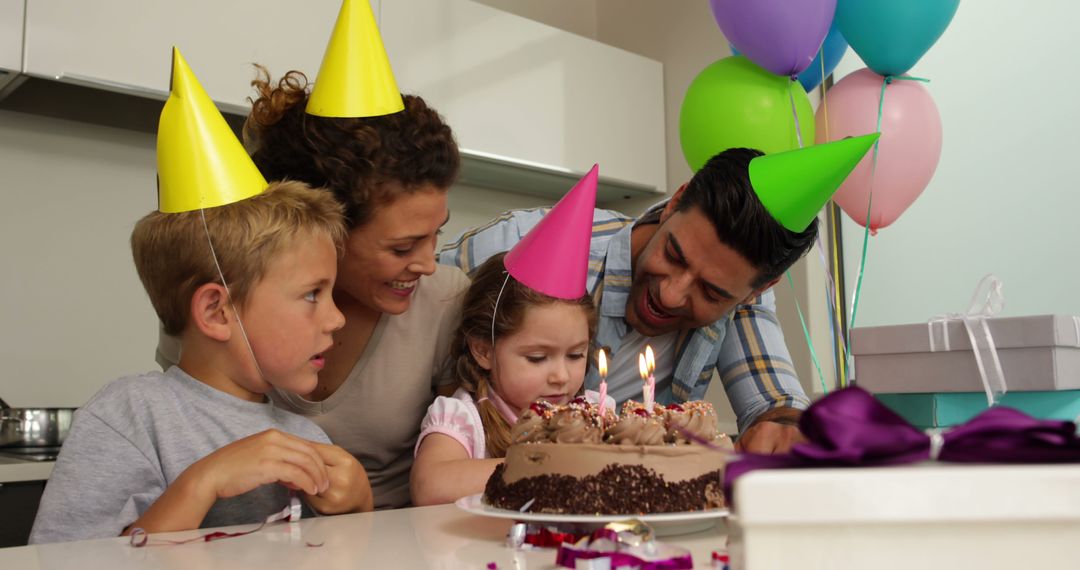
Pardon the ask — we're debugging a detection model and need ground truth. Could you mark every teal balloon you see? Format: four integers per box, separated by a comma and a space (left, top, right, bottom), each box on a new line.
836, 0, 959, 76
679, 56, 814, 173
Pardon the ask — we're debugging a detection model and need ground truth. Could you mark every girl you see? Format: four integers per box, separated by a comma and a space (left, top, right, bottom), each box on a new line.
410, 252, 610, 505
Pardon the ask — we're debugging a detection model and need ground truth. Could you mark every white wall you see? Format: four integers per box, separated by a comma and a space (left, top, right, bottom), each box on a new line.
0, 109, 160, 407
836, 2, 1080, 331
0, 106, 556, 408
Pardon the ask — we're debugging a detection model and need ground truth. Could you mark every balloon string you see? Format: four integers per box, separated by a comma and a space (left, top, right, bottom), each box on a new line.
816, 44, 848, 387
787, 271, 828, 395
845, 74, 893, 380
845, 74, 931, 382
819, 49, 831, 143
787, 82, 805, 149
791, 57, 836, 392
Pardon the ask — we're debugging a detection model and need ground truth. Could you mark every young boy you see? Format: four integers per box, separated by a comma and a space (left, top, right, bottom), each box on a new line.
29, 50, 372, 544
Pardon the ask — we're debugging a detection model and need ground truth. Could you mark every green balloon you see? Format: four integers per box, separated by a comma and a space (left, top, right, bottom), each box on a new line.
679, 56, 814, 172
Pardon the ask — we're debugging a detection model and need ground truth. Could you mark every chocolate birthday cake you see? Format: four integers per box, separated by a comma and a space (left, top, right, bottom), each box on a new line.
483, 398, 732, 515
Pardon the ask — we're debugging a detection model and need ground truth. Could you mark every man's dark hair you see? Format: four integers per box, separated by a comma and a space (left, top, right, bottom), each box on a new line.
674, 148, 818, 288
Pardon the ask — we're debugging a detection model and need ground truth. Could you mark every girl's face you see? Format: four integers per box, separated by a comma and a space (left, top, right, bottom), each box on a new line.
335, 184, 449, 315
484, 302, 591, 413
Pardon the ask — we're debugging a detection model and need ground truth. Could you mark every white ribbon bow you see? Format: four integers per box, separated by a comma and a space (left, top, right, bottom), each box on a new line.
927, 275, 1007, 407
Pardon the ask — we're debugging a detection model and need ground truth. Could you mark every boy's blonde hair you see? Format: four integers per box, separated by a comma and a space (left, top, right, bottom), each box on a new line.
131, 180, 346, 335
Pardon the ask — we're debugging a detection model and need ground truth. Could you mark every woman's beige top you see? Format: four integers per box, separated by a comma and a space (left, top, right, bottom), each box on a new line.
156, 264, 470, 509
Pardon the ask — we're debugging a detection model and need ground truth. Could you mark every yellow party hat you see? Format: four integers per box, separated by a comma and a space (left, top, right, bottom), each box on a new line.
157, 48, 267, 213
306, 0, 404, 118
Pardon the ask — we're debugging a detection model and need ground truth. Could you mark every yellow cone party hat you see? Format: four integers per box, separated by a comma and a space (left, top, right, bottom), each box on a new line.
306, 0, 404, 118
157, 48, 268, 213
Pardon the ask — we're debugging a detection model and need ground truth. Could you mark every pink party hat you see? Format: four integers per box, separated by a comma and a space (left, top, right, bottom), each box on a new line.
504, 165, 599, 299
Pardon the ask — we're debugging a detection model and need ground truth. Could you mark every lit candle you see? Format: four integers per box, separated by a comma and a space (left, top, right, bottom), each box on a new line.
645, 345, 656, 411
597, 349, 608, 418
638, 352, 648, 405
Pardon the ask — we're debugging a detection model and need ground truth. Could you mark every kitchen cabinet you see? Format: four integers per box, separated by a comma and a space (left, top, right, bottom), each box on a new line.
0, 480, 46, 547
382, 0, 666, 198
0, 0, 22, 72
0, 0, 24, 95
16, 0, 664, 199
22, 0, 357, 112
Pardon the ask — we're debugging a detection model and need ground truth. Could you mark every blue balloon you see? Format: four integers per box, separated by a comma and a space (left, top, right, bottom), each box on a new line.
835, 0, 959, 77
728, 20, 847, 92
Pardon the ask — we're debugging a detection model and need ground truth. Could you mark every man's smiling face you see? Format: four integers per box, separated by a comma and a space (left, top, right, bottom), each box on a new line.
625, 204, 767, 337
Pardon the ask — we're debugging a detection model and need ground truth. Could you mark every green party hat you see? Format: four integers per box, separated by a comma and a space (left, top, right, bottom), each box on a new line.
748, 133, 880, 231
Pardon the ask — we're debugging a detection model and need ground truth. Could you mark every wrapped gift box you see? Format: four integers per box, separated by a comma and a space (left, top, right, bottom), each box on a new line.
852, 314, 1080, 393
875, 390, 1080, 429
729, 464, 1080, 570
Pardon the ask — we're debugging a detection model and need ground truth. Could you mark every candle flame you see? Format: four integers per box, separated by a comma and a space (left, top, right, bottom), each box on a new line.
598, 349, 608, 377
638, 353, 648, 380
645, 345, 655, 374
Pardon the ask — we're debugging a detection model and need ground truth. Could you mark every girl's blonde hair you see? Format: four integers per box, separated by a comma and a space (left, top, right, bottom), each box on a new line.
449, 252, 597, 458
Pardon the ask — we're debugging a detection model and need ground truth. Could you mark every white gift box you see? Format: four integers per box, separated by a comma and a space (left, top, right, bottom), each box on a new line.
728, 463, 1080, 570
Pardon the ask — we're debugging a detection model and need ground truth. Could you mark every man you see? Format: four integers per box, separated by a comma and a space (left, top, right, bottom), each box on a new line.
440, 139, 876, 453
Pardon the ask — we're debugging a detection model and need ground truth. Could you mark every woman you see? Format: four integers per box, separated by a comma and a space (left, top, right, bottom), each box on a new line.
256, 70, 467, 510
158, 0, 467, 508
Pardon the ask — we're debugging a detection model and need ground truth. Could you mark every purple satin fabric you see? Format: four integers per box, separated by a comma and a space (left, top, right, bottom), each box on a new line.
724, 387, 1080, 500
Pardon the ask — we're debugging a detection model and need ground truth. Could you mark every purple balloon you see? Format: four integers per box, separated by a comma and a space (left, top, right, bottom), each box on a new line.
709, 0, 836, 77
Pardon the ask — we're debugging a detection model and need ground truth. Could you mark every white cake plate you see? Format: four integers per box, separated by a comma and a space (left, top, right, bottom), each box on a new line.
455, 493, 728, 537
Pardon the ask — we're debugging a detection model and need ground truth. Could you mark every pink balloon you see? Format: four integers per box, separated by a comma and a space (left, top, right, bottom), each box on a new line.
816, 68, 941, 232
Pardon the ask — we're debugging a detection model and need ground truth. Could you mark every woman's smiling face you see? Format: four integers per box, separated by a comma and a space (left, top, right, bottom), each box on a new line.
334, 184, 449, 315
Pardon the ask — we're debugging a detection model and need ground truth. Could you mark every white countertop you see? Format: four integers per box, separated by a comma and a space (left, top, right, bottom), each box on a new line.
0, 503, 729, 568
0, 456, 53, 483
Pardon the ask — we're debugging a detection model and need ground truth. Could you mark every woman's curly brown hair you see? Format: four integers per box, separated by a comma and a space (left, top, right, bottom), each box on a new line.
245, 66, 460, 228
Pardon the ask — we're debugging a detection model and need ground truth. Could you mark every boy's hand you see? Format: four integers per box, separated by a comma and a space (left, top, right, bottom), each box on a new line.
190, 429, 331, 499
303, 443, 374, 514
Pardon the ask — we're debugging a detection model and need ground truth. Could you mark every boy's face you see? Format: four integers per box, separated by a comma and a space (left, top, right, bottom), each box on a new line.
626, 205, 764, 337
489, 302, 590, 413
236, 232, 345, 396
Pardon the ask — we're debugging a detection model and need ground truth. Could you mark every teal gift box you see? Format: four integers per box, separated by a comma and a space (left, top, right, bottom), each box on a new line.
874, 391, 1080, 429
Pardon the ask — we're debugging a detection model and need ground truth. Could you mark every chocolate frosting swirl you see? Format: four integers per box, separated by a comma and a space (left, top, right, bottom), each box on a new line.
604, 414, 667, 446
548, 408, 604, 444
511, 403, 553, 443
664, 402, 719, 444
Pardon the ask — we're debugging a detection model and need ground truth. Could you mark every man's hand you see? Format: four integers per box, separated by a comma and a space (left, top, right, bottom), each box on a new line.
735, 408, 806, 454
303, 443, 374, 514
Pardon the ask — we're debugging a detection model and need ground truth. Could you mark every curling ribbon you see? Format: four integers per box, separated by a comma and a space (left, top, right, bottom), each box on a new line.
926, 274, 1007, 406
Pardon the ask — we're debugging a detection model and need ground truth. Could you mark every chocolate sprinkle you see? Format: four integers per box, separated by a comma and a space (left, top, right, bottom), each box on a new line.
484, 463, 726, 515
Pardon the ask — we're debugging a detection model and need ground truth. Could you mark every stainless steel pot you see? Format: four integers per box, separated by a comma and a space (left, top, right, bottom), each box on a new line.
0, 397, 76, 448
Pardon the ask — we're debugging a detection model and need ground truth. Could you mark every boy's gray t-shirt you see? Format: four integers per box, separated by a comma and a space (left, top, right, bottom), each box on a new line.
29, 366, 331, 544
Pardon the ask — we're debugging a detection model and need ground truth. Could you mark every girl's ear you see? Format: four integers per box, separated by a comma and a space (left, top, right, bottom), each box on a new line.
466, 336, 494, 371
189, 283, 233, 342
